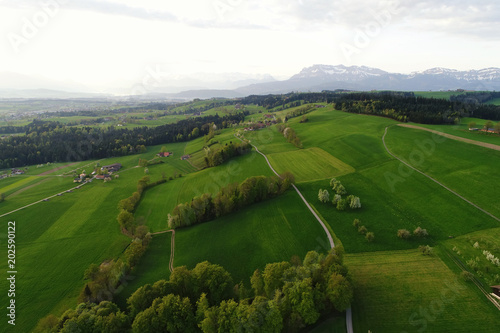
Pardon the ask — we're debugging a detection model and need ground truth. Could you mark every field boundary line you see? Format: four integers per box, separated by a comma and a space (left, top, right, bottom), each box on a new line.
383, 126, 500, 222
238, 134, 352, 333
398, 124, 500, 151
150, 229, 175, 272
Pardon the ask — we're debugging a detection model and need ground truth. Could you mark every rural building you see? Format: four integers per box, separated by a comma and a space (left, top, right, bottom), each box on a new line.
95, 175, 106, 180
73, 178, 82, 183
157, 152, 172, 157
11, 169, 25, 175
101, 163, 122, 173
491, 286, 500, 297
181, 155, 191, 160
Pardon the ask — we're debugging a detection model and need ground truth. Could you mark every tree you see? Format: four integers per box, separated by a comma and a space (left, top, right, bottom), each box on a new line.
352, 219, 360, 228
250, 269, 264, 296
365, 232, 375, 242
336, 198, 347, 211
495, 122, 500, 134
332, 194, 341, 205
349, 196, 361, 209
326, 273, 353, 311
485, 120, 494, 130
397, 229, 411, 239
468, 121, 476, 129
318, 189, 330, 203
160, 146, 168, 153
413, 227, 428, 238
263, 262, 291, 298
131, 294, 196, 333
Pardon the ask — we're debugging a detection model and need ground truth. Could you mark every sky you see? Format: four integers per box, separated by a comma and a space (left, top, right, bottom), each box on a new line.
1, 0, 499, 92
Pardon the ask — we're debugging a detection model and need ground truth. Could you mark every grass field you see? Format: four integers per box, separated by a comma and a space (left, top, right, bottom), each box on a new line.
135, 151, 275, 232
173, 190, 330, 284
385, 125, 500, 218
486, 98, 500, 105
346, 249, 500, 333
267, 147, 355, 183
0, 142, 197, 331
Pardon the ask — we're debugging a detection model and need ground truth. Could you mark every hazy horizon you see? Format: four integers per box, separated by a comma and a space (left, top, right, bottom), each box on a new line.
1, 1, 500, 94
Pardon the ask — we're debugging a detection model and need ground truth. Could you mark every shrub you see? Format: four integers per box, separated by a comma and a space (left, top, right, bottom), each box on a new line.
352, 219, 361, 228
461, 271, 474, 282
397, 229, 411, 240
365, 232, 375, 242
473, 242, 479, 249
413, 227, 428, 238
358, 226, 367, 235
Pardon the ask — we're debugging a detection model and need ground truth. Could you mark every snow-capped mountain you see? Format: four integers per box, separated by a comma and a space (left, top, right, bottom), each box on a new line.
291, 64, 390, 81
235, 65, 500, 95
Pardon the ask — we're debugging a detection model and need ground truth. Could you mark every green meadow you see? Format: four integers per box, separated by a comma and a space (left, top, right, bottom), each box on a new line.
2, 100, 500, 331
346, 249, 500, 333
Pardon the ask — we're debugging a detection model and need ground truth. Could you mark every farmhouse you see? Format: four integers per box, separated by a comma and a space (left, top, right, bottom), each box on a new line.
181, 154, 191, 160
101, 163, 122, 173
156, 152, 172, 157
11, 169, 25, 175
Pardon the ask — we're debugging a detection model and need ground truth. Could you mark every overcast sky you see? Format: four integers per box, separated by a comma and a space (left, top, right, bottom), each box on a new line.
1, 0, 499, 91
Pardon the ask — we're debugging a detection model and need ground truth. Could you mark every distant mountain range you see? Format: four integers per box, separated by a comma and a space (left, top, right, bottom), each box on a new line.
2, 65, 500, 99
232, 65, 500, 97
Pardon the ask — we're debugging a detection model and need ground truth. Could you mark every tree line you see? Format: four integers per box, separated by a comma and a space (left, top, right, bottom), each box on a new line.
36, 249, 353, 333
276, 124, 303, 148
204, 141, 252, 167
0, 113, 247, 168
168, 173, 295, 229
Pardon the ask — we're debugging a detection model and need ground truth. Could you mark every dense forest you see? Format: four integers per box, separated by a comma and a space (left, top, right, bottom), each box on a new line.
241, 91, 500, 123
0, 113, 247, 168
36, 249, 353, 333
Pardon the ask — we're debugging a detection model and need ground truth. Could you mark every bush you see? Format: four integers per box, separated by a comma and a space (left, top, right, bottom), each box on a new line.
352, 219, 360, 228
358, 226, 367, 235
365, 232, 375, 242
413, 227, 428, 238
461, 271, 474, 282
397, 229, 411, 240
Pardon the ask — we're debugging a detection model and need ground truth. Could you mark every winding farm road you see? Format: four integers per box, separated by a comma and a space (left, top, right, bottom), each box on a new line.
382, 126, 500, 222
246, 139, 352, 333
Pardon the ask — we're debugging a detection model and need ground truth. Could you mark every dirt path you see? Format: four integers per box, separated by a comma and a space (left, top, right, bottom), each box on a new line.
150, 229, 175, 272
398, 124, 500, 151
38, 162, 79, 176
383, 126, 500, 222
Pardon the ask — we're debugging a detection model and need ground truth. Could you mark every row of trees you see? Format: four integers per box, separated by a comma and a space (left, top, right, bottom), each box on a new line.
276, 124, 303, 148
204, 141, 253, 167
168, 173, 295, 229
352, 219, 375, 242
0, 113, 247, 168
284, 104, 315, 121
77, 175, 171, 305
39, 249, 353, 333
